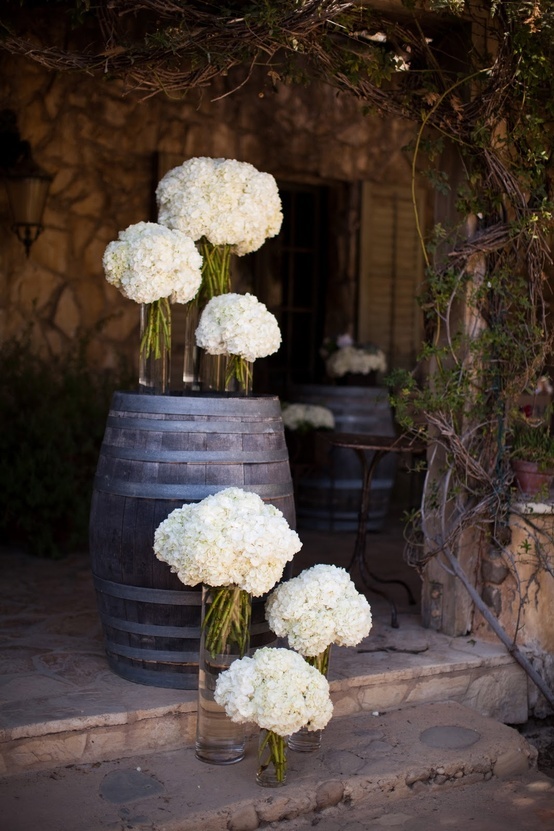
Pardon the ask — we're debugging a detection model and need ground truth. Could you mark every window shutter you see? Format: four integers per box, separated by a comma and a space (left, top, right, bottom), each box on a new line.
358, 182, 425, 371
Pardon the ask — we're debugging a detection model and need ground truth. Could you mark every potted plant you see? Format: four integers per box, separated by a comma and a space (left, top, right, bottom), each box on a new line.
509, 401, 554, 496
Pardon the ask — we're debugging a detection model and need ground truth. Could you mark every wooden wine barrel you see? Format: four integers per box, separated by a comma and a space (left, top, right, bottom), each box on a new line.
290, 384, 397, 532
89, 391, 295, 690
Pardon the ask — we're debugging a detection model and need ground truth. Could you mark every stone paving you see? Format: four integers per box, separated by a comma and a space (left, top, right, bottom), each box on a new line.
0, 520, 532, 777
1, 700, 552, 831
1, 517, 553, 829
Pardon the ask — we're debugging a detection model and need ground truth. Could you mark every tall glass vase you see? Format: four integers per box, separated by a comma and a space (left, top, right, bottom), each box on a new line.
196, 240, 233, 393
226, 355, 253, 396
199, 353, 253, 395
199, 239, 232, 301
196, 585, 252, 765
182, 300, 200, 391
139, 300, 171, 395
199, 352, 228, 393
288, 645, 331, 753
257, 729, 287, 787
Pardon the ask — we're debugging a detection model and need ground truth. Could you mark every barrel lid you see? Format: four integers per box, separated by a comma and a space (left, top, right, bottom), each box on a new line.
112, 391, 281, 417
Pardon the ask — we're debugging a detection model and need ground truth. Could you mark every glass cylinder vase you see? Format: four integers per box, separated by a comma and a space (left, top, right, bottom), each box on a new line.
195, 585, 252, 765
199, 353, 253, 395
256, 729, 287, 787
139, 300, 171, 395
226, 355, 253, 396
199, 352, 228, 393
199, 239, 232, 301
182, 300, 200, 391
288, 645, 331, 753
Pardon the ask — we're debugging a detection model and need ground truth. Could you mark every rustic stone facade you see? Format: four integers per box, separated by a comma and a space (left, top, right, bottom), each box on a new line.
0, 53, 417, 375
474, 507, 554, 717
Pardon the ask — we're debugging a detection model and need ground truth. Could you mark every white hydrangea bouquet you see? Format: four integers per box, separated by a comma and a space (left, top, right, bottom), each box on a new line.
102, 221, 203, 390
321, 333, 387, 381
266, 564, 373, 663
156, 156, 283, 300
153, 487, 301, 656
195, 292, 281, 392
156, 157, 282, 393
266, 564, 372, 752
281, 403, 335, 433
214, 647, 333, 786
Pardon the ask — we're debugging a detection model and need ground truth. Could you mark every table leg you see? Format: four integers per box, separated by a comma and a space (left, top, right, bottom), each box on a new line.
347, 449, 382, 572
347, 448, 415, 628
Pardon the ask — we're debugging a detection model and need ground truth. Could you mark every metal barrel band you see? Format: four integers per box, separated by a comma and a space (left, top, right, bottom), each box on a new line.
93, 478, 292, 500
92, 574, 201, 605
98, 443, 289, 463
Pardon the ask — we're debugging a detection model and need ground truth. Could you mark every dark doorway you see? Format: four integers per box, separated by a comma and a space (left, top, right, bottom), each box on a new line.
250, 182, 330, 397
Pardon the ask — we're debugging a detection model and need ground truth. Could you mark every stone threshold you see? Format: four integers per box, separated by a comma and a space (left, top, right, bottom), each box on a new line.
0, 616, 530, 776
0, 701, 545, 831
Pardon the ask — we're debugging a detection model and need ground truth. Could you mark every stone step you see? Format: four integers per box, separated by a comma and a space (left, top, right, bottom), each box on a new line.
0, 615, 529, 776
0, 701, 547, 831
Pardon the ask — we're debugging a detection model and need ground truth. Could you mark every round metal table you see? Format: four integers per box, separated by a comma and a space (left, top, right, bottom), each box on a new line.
319, 431, 426, 627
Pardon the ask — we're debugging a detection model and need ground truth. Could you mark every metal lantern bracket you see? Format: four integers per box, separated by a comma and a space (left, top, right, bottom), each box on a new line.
0, 109, 53, 257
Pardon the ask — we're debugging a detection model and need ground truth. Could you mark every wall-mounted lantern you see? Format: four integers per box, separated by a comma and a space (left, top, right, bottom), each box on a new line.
1, 109, 53, 257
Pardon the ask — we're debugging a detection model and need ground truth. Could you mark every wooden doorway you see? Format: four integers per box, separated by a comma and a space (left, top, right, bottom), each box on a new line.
250, 182, 331, 397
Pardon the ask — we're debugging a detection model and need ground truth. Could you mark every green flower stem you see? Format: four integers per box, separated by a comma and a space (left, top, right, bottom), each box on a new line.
226, 354, 252, 393
140, 298, 171, 359
202, 585, 251, 658
258, 730, 287, 784
199, 239, 232, 300
305, 644, 331, 676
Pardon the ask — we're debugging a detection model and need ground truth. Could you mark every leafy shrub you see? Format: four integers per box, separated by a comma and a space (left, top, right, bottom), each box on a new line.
0, 333, 133, 558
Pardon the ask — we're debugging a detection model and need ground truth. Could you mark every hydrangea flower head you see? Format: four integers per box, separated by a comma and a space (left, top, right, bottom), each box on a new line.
326, 345, 387, 378
214, 647, 333, 736
102, 221, 202, 304
154, 487, 301, 596
195, 293, 281, 361
266, 564, 372, 656
282, 403, 335, 431
156, 157, 282, 256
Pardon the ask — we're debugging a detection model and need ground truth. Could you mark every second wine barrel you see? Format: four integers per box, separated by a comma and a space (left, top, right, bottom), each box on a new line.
290, 384, 397, 532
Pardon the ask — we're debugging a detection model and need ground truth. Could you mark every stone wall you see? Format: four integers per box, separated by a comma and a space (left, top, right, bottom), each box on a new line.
473, 506, 554, 717
0, 53, 417, 375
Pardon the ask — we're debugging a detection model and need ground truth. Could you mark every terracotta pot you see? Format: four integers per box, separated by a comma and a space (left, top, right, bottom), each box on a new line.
511, 459, 554, 497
